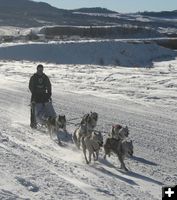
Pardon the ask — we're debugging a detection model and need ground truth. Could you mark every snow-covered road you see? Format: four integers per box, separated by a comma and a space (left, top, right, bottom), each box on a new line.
0, 59, 177, 199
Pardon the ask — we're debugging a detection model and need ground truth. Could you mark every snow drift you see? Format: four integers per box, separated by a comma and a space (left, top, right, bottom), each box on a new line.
0, 40, 176, 67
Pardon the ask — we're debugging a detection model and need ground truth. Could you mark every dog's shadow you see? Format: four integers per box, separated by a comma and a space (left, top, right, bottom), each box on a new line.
98, 158, 162, 186
93, 159, 138, 186
130, 156, 158, 166
99, 158, 117, 168
56, 130, 73, 144
119, 170, 163, 186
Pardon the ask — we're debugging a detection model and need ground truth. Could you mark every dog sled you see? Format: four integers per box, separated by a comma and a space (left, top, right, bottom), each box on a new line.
30, 100, 56, 129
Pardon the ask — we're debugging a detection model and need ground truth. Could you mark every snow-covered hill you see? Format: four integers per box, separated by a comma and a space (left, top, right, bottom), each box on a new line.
0, 0, 177, 38
0, 41, 177, 199
0, 40, 176, 67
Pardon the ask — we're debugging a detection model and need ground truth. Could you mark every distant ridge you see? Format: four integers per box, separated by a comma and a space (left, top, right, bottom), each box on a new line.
140, 10, 177, 18
0, 0, 69, 27
72, 7, 118, 14
0, 0, 176, 33
0, 0, 121, 27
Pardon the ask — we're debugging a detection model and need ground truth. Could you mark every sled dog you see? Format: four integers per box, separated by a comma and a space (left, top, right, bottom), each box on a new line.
73, 112, 98, 149
104, 138, 133, 171
82, 131, 103, 164
73, 123, 88, 149
47, 115, 67, 141
109, 124, 129, 140
80, 112, 98, 129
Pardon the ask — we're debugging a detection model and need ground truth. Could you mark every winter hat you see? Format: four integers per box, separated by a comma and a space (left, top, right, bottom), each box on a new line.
37, 64, 43, 70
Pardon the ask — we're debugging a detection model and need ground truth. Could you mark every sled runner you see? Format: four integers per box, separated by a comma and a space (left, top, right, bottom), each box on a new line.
30, 101, 37, 129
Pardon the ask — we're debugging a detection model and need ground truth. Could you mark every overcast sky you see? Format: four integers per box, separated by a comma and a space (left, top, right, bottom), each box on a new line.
33, 0, 177, 13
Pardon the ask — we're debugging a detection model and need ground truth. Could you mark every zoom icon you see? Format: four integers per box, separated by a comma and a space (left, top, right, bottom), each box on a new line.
162, 185, 177, 199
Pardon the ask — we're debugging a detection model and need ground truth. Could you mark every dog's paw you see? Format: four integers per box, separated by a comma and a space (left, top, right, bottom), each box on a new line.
58, 140, 62, 146
94, 157, 98, 161
124, 168, 129, 172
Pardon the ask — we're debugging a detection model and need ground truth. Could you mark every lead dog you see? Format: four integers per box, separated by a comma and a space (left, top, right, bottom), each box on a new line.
104, 138, 133, 171
109, 124, 129, 140
73, 112, 98, 149
46, 115, 67, 143
80, 112, 98, 129
82, 131, 103, 164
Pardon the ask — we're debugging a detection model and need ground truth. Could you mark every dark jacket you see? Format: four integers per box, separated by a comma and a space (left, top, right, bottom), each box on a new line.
29, 73, 51, 103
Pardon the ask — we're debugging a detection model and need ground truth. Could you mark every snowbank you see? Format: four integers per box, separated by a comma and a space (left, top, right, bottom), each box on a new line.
0, 40, 176, 67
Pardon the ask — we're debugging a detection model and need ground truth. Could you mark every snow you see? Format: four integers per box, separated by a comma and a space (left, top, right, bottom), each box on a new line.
0, 26, 33, 37
0, 40, 177, 200
0, 40, 176, 67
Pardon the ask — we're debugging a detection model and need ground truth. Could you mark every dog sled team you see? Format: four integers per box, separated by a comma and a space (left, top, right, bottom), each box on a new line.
29, 64, 134, 171
73, 112, 133, 171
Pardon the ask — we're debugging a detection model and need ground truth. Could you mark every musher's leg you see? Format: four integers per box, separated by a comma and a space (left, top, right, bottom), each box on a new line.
35, 103, 46, 125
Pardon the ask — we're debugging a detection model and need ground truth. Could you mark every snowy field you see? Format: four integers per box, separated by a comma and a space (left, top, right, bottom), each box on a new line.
0, 41, 177, 200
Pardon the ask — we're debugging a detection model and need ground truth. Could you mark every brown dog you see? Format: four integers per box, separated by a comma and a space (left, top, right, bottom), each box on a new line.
104, 138, 133, 171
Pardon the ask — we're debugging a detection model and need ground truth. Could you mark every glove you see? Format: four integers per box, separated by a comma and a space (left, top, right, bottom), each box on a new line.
48, 97, 52, 103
